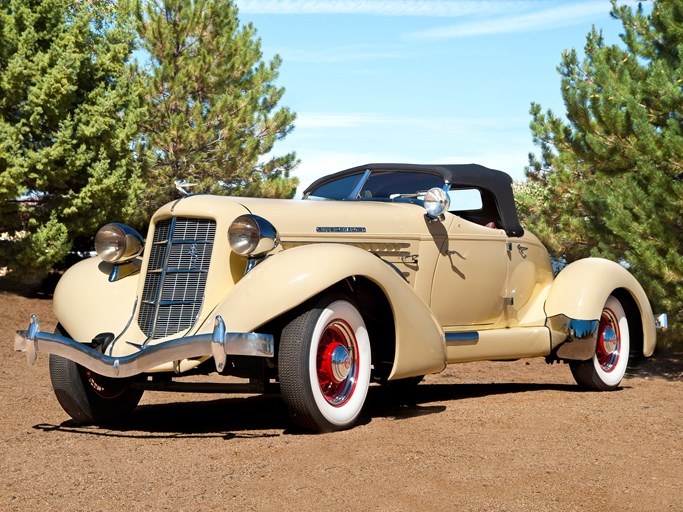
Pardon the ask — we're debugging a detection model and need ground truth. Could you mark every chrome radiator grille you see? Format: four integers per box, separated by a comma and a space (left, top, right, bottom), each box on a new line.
137, 217, 216, 339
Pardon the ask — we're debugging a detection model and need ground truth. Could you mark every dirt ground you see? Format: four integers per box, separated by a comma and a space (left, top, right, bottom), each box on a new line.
1, 291, 681, 512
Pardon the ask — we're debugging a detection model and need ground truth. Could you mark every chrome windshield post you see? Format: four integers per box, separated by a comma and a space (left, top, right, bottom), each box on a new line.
347, 169, 372, 199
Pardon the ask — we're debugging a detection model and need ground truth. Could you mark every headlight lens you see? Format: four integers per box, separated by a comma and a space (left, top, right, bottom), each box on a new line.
228, 214, 279, 257
95, 223, 144, 263
423, 187, 450, 218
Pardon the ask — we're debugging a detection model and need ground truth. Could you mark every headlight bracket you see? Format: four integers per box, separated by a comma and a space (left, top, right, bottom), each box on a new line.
106, 258, 142, 283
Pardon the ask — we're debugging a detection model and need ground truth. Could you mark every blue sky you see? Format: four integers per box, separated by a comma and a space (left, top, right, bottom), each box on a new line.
234, 0, 631, 192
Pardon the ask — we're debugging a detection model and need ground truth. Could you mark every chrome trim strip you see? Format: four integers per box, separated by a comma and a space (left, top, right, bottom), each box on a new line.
281, 241, 411, 255
149, 268, 207, 275
167, 239, 213, 244
445, 331, 479, 346
141, 299, 205, 307
15, 315, 274, 378
109, 297, 139, 355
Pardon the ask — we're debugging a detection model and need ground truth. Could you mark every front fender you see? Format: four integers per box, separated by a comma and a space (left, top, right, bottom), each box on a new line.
200, 244, 447, 379
545, 258, 656, 357
53, 257, 138, 343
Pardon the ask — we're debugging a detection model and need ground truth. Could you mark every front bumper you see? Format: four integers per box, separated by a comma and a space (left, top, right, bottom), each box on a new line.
14, 315, 274, 378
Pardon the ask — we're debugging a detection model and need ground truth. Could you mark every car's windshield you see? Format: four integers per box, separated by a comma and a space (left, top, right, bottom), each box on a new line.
305, 172, 365, 200
306, 170, 445, 201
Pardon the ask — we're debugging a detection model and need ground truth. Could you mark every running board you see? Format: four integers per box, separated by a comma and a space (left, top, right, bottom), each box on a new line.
445, 326, 551, 363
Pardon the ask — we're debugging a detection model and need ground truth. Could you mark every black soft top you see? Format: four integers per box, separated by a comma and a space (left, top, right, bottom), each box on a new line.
304, 163, 524, 237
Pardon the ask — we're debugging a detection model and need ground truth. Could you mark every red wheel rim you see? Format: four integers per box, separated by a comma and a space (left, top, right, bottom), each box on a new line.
84, 368, 128, 400
596, 308, 621, 372
316, 319, 359, 406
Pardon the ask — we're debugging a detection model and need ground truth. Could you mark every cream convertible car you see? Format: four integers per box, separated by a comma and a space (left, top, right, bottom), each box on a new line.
16, 163, 656, 432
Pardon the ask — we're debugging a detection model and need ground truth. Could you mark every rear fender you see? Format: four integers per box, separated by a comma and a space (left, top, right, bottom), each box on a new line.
201, 244, 447, 379
545, 258, 656, 357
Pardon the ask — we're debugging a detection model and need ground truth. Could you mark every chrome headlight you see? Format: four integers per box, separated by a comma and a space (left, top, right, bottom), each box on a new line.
423, 187, 450, 218
228, 214, 279, 257
95, 223, 144, 263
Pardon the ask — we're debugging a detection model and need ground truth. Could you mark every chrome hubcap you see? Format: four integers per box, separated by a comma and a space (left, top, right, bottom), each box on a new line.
330, 345, 352, 382
596, 309, 621, 373
601, 327, 618, 355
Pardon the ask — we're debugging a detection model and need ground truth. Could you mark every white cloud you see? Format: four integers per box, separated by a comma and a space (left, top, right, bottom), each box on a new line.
280, 44, 410, 63
295, 111, 523, 131
408, 1, 608, 40
237, 0, 534, 17
295, 112, 392, 129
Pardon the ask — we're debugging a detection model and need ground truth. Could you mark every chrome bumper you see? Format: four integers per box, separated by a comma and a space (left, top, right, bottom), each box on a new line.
14, 315, 274, 378
549, 315, 599, 360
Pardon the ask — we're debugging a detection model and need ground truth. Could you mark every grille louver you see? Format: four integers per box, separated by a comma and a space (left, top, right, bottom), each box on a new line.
138, 217, 216, 339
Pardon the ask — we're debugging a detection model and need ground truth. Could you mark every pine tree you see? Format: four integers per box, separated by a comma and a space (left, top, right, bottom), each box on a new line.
0, 0, 146, 278
526, 0, 683, 331
134, 0, 299, 210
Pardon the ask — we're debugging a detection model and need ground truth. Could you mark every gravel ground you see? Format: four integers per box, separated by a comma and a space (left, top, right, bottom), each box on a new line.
1, 291, 681, 512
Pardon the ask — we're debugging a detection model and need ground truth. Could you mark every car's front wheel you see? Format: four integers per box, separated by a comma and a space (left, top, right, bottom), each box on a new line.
278, 295, 371, 432
569, 295, 630, 391
49, 326, 144, 424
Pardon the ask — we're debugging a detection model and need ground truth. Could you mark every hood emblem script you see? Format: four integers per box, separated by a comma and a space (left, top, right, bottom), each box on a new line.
316, 227, 367, 233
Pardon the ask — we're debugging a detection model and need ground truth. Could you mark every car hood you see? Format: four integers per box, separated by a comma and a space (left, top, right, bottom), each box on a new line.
233, 196, 445, 238
151, 194, 450, 244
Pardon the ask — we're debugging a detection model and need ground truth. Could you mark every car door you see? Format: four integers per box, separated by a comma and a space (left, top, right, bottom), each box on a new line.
430, 212, 509, 328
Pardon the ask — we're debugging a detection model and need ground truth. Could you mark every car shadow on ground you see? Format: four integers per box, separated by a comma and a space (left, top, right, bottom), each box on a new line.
626, 351, 683, 381
32, 380, 580, 439
366, 381, 582, 420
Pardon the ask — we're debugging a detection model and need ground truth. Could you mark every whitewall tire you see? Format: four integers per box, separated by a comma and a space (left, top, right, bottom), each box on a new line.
570, 295, 630, 391
279, 295, 371, 432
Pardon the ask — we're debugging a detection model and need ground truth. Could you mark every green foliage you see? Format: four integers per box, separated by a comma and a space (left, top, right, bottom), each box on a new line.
512, 179, 544, 227
0, 0, 301, 278
134, 0, 299, 211
526, 0, 683, 333
0, 0, 147, 277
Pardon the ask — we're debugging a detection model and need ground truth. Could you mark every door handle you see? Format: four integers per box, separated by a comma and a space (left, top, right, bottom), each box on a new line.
401, 254, 419, 263
517, 244, 528, 258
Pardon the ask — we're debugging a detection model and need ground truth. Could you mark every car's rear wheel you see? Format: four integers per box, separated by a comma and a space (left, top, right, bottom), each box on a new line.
569, 295, 630, 391
278, 295, 371, 432
49, 326, 143, 424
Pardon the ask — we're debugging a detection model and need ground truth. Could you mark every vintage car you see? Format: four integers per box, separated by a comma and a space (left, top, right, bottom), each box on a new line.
15, 163, 656, 432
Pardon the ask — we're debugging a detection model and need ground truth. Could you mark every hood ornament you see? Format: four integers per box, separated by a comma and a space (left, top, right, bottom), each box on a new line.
174, 179, 198, 197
